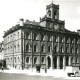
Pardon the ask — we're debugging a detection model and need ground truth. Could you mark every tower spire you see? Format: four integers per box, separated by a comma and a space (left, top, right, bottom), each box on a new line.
52, 0, 53, 4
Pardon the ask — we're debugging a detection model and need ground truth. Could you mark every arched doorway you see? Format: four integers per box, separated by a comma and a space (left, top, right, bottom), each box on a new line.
66, 56, 69, 66
47, 56, 51, 69
60, 56, 63, 69
53, 56, 57, 69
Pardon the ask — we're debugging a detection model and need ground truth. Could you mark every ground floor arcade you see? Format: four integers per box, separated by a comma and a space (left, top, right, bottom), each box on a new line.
6, 55, 79, 70
46, 56, 72, 69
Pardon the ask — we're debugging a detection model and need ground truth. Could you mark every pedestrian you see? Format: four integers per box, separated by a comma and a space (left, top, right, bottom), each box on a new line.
75, 71, 79, 77
45, 68, 47, 73
1, 66, 4, 72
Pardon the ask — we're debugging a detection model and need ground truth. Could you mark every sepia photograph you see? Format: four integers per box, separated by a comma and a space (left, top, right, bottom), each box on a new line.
0, 0, 80, 80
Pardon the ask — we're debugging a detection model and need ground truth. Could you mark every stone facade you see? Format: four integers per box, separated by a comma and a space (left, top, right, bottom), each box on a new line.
3, 3, 80, 70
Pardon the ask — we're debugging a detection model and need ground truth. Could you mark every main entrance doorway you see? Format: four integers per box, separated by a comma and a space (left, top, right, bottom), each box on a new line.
66, 56, 69, 66
53, 56, 57, 69
47, 56, 51, 69
60, 56, 63, 69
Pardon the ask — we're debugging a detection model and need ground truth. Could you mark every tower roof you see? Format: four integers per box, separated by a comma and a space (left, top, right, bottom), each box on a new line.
46, 2, 59, 9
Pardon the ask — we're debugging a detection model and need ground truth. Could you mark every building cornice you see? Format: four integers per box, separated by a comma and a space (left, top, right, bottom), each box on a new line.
3, 23, 79, 38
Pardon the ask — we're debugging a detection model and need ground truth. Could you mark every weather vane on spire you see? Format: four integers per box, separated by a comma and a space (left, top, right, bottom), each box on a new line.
52, 0, 54, 4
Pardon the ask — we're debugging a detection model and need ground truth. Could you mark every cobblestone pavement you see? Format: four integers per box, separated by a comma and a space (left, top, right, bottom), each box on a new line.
0, 72, 63, 80
0, 69, 80, 80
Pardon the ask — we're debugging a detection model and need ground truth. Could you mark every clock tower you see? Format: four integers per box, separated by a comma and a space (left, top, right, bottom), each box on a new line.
46, 3, 59, 20
40, 2, 65, 31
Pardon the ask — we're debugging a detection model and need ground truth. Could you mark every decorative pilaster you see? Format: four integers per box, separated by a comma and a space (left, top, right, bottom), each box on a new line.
57, 56, 60, 69
69, 56, 71, 66
63, 56, 66, 69
50, 55, 53, 69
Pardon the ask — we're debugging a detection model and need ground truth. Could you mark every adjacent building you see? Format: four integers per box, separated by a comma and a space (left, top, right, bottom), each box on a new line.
0, 41, 6, 67
0, 41, 4, 60
3, 3, 80, 70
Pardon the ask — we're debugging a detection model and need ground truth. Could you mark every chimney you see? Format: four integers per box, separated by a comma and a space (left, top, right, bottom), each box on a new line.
19, 19, 24, 26
77, 30, 80, 35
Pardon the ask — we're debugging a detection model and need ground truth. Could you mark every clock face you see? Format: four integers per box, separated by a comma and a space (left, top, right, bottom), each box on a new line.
47, 22, 52, 29
54, 24, 59, 30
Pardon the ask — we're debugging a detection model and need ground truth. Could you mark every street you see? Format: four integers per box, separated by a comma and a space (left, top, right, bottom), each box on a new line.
0, 72, 60, 80
0, 72, 80, 80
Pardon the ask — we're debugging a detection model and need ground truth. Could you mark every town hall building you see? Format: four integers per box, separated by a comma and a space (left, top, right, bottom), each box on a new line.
3, 3, 80, 71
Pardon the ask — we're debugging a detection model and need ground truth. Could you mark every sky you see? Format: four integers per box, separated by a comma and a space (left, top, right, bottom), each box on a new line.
0, 0, 80, 42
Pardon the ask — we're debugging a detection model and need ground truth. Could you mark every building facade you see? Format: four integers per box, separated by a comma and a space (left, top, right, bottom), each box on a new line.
3, 3, 80, 70
0, 41, 6, 67
0, 41, 4, 60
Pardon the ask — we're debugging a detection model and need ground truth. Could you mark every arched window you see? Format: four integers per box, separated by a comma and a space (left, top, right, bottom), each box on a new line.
25, 32, 30, 39
11, 58, 12, 63
26, 44, 29, 52
11, 46, 12, 52
26, 44, 31, 52
61, 37, 64, 42
17, 44, 20, 52
71, 39, 74, 43
34, 57, 37, 64
18, 57, 20, 62
14, 57, 16, 63
14, 45, 16, 52
34, 44, 38, 52
48, 35, 51, 41
66, 38, 69, 43
56, 36, 58, 42
54, 46, 58, 53
26, 57, 29, 63
77, 39, 79, 44
34, 45, 36, 52
48, 46, 51, 52
41, 34, 44, 40
75, 57, 78, 63
54, 11, 57, 19
48, 10, 51, 17
42, 57, 45, 64
18, 32, 19, 38
41, 44, 45, 52
61, 47, 64, 53
76, 48, 78, 54
8, 58, 9, 63
66, 47, 69, 53
33, 33, 36, 40
71, 47, 74, 53
41, 45, 43, 52
71, 57, 73, 63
